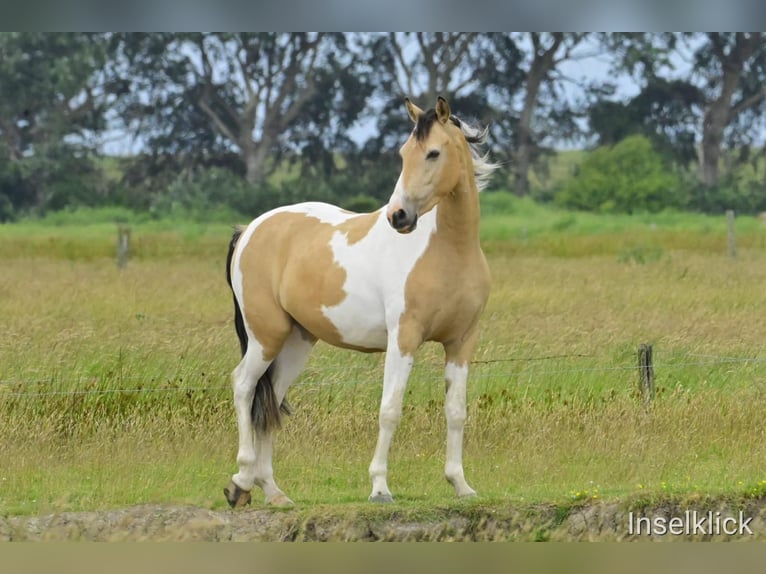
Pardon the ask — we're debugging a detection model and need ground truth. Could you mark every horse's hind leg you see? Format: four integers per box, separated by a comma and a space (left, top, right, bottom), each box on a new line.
225, 341, 272, 508
252, 325, 315, 507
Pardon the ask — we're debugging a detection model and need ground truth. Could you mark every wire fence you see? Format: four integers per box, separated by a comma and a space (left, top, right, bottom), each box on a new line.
1, 352, 764, 398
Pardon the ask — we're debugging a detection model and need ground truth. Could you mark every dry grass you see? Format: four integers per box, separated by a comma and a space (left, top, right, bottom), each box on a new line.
2, 221, 766, 515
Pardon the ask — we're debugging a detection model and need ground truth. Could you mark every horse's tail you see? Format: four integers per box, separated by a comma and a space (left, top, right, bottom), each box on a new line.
252, 363, 292, 433
226, 226, 292, 434
226, 226, 248, 357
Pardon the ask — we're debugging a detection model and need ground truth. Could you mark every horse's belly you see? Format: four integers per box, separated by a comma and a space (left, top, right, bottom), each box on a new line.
322, 294, 388, 351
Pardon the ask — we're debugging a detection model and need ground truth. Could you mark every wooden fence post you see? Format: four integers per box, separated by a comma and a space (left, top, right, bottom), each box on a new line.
638, 344, 655, 406
117, 225, 131, 269
726, 209, 736, 259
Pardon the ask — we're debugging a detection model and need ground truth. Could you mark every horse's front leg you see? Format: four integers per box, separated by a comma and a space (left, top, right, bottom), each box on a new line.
443, 330, 479, 498
368, 333, 415, 503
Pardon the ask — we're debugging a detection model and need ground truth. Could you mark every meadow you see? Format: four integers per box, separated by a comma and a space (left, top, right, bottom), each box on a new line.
2, 194, 766, 526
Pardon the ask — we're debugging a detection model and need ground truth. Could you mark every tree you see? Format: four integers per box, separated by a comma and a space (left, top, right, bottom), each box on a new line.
364, 33, 496, 152
602, 33, 766, 188
588, 78, 704, 167
486, 33, 590, 197
383, 33, 481, 104
0, 33, 110, 218
694, 33, 766, 187
110, 33, 372, 185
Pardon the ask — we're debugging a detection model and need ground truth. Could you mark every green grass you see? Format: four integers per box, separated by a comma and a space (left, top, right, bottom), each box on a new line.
2, 199, 766, 516
5, 193, 766, 261
478, 193, 766, 258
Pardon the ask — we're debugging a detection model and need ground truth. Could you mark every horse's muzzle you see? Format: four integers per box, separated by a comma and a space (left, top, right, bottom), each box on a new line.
389, 209, 418, 234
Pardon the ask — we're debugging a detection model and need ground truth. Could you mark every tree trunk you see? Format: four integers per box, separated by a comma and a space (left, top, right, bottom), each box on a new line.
700, 68, 738, 188
244, 148, 265, 185
514, 33, 563, 197
700, 105, 727, 187
514, 83, 539, 197
242, 139, 273, 185
514, 133, 532, 196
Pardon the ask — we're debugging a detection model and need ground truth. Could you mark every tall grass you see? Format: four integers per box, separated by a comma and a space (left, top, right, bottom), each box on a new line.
2, 202, 766, 515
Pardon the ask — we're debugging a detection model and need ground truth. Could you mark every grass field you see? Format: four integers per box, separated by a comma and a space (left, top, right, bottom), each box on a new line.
2, 194, 766, 522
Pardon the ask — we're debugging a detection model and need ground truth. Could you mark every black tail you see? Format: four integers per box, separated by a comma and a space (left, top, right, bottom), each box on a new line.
226, 227, 248, 357
252, 363, 292, 433
226, 226, 292, 434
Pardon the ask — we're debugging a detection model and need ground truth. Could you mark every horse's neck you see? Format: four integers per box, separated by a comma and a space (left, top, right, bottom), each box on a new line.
435, 176, 481, 251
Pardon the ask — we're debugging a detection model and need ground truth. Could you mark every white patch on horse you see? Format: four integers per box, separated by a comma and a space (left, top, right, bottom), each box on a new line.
443, 360, 475, 497
321, 207, 439, 350
369, 341, 415, 501
390, 174, 405, 202
288, 201, 358, 225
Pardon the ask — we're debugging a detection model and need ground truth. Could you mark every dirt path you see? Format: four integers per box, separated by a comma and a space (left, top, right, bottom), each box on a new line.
3, 499, 766, 541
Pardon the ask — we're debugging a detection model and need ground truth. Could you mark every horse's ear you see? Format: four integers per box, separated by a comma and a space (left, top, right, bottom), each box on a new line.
436, 96, 451, 125
405, 98, 423, 124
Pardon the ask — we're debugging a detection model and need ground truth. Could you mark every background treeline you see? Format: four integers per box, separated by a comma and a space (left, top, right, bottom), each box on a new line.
1, 32, 765, 222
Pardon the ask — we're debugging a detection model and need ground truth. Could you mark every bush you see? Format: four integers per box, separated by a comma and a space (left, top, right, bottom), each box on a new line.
555, 135, 682, 213
0, 193, 15, 222
341, 194, 381, 213
479, 191, 518, 215
686, 176, 766, 215
145, 168, 281, 221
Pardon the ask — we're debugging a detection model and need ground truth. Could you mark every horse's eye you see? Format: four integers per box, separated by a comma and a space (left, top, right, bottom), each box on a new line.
426, 150, 440, 160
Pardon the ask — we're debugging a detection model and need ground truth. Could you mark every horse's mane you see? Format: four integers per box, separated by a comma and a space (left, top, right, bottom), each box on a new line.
449, 115, 498, 192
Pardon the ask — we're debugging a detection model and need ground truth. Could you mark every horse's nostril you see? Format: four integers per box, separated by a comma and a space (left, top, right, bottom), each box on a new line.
392, 209, 407, 226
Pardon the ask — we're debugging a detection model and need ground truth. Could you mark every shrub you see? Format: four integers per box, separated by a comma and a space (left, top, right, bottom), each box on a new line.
555, 135, 682, 214
479, 191, 518, 216
341, 194, 381, 213
685, 175, 766, 215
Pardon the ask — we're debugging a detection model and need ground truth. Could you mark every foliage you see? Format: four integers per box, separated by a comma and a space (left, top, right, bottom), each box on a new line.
0, 33, 765, 220
0, 33, 111, 219
340, 194, 381, 213
108, 33, 372, 185
597, 33, 766, 188
588, 78, 704, 167
686, 177, 766, 215
485, 33, 588, 196
555, 135, 682, 213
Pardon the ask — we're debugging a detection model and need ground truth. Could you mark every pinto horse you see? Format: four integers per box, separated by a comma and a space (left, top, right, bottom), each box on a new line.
224, 97, 497, 507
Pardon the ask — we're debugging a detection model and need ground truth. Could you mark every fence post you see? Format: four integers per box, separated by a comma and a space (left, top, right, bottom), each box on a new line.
637, 344, 655, 406
117, 225, 131, 269
726, 209, 736, 259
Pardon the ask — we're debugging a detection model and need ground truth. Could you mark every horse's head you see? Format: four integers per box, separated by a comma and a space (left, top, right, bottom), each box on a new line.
386, 96, 465, 234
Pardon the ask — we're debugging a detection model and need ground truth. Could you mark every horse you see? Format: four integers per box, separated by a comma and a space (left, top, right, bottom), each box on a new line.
223, 96, 497, 507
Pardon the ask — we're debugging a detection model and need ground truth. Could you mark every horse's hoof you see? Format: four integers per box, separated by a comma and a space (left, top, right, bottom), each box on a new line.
458, 490, 478, 499
369, 493, 394, 503
266, 493, 295, 508
224, 480, 252, 508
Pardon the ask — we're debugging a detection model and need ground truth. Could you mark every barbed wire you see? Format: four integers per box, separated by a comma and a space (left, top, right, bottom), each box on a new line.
1, 353, 764, 398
